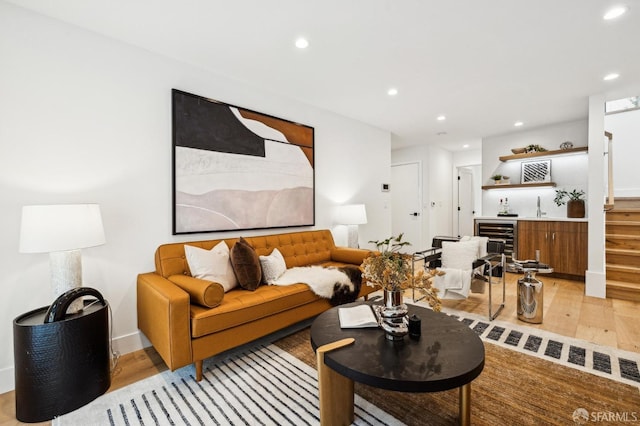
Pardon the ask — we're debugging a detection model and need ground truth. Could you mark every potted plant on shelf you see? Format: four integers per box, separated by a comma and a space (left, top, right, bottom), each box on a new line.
554, 189, 586, 218
525, 144, 547, 153
491, 174, 510, 185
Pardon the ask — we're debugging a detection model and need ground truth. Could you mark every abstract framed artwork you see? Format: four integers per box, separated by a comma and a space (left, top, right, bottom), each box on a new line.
521, 160, 551, 183
172, 89, 315, 234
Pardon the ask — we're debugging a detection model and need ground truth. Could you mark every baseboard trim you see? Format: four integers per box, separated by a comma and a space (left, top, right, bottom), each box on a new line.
0, 366, 14, 395
1, 330, 151, 395
586, 270, 607, 298
111, 330, 151, 357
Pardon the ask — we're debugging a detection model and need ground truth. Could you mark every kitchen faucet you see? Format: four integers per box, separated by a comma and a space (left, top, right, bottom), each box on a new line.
536, 196, 546, 218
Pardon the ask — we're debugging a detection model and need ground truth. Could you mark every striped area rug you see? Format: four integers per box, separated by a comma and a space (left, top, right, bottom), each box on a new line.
53, 343, 402, 426
402, 296, 640, 389
448, 311, 640, 388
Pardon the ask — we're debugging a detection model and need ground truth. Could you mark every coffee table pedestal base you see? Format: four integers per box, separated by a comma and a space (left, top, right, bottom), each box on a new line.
316, 338, 355, 426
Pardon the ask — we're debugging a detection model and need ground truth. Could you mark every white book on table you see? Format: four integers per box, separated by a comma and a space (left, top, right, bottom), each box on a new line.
338, 304, 379, 328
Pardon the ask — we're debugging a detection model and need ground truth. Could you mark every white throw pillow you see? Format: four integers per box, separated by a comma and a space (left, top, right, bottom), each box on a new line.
460, 235, 489, 258
184, 241, 238, 292
441, 240, 478, 270
259, 248, 287, 284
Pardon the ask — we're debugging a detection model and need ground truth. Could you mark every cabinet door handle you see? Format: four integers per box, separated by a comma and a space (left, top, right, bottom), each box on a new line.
552, 232, 555, 242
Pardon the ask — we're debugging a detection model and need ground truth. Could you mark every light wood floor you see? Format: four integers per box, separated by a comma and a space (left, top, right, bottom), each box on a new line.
437, 273, 640, 354
2, 273, 639, 426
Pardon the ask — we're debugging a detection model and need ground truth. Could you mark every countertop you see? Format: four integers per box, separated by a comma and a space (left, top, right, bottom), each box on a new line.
475, 216, 588, 222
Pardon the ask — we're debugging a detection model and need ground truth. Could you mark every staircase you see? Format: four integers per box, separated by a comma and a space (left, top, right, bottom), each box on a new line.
606, 200, 640, 301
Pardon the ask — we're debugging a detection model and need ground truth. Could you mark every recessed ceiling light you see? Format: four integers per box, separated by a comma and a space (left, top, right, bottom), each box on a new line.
463, 144, 470, 148
437, 115, 446, 121
604, 73, 620, 81
295, 38, 309, 49
514, 121, 524, 127
387, 88, 398, 96
603, 6, 628, 20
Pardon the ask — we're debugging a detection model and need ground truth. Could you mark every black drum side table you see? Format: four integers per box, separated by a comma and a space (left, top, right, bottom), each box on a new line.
13, 288, 111, 423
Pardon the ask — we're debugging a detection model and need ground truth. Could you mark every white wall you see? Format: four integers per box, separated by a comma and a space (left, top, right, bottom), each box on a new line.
481, 119, 589, 218
0, 3, 391, 393
391, 145, 453, 245
605, 108, 640, 197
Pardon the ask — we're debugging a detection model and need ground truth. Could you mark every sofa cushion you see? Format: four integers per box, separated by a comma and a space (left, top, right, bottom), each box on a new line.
230, 237, 262, 290
190, 283, 322, 337
168, 275, 225, 308
259, 248, 287, 284
184, 241, 238, 292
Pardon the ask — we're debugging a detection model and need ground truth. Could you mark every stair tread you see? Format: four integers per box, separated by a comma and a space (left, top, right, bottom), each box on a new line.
607, 208, 640, 212
606, 264, 640, 272
606, 220, 640, 225
606, 280, 640, 289
606, 248, 640, 255
606, 233, 640, 239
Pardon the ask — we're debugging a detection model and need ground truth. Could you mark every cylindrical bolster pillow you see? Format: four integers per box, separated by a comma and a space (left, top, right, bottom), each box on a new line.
330, 248, 373, 265
168, 275, 224, 308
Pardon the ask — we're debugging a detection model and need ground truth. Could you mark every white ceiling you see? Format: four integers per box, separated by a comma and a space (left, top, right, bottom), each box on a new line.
8, 0, 640, 151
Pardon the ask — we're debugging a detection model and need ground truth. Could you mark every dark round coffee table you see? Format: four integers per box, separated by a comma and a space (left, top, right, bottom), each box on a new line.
311, 301, 484, 426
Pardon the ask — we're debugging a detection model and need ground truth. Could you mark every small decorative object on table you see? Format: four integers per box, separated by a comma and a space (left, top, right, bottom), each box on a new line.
361, 234, 442, 341
408, 314, 422, 338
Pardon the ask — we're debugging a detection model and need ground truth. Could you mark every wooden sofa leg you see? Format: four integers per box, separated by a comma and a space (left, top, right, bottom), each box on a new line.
195, 360, 203, 382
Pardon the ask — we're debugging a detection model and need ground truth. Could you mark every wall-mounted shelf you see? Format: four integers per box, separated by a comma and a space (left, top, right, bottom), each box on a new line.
499, 146, 588, 162
482, 182, 557, 190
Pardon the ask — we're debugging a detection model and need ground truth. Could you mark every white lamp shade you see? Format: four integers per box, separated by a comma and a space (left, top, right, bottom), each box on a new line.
336, 204, 368, 225
19, 204, 106, 253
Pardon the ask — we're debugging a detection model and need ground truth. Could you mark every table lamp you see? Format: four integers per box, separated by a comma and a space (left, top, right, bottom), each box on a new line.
19, 204, 106, 313
336, 204, 367, 248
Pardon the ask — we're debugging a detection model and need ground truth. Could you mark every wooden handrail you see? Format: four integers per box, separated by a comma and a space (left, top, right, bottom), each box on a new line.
605, 131, 614, 210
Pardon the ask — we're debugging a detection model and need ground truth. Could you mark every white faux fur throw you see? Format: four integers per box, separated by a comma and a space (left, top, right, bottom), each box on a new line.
271, 266, 355, 299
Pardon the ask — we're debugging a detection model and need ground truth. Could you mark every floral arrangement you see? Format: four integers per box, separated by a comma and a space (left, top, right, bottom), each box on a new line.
360, 234, 442, 312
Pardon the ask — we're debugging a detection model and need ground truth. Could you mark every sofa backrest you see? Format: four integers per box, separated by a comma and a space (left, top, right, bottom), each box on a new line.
154, 229, 338, 278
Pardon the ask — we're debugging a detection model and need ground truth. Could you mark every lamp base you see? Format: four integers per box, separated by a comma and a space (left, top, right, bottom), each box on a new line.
346, 225, 359, 248
49, 250, 83, 313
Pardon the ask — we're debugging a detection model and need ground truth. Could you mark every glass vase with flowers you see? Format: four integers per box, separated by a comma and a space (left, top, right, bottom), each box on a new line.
360, 234, 442, 340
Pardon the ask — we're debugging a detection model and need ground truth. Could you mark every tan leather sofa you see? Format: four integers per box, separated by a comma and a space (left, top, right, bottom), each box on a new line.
137, 229, 376, 381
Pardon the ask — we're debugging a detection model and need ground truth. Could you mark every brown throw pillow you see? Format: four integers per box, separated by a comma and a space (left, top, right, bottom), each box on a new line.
230, 237, 262, 291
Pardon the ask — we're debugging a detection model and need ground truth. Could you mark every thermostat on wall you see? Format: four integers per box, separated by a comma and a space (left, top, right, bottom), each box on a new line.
381, 183, 390, 192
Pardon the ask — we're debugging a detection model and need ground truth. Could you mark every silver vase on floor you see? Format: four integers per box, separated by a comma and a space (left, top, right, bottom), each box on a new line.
381, 289, 409, 341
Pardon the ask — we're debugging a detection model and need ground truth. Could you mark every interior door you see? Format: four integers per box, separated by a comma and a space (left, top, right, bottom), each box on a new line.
457, 167, 475, 237
391, 162, 422, 252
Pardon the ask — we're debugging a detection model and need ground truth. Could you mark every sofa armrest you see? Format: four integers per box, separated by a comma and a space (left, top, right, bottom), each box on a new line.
137, 272, 193, 371
330, 247, 372, 265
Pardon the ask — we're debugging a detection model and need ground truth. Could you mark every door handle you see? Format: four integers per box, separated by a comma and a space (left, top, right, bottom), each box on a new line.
409, 212, 420, 216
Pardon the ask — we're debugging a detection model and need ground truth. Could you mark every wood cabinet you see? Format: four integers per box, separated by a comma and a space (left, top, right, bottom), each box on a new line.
517, 220, 588, 279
